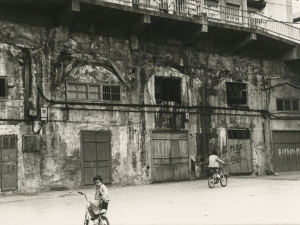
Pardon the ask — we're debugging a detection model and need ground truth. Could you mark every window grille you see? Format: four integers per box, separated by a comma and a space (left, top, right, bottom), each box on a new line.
155, 77, 181, 103
228, 130, 250, 139
277, 99, 299, 111
103, 85, 120, 101
2, 136, 16, 148
226, 82, 247, 105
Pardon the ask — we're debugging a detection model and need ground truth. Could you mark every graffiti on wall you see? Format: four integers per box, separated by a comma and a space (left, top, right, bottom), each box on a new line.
278, 148, 300, 156
253, 141, 265, 155
230, 144, 242, 164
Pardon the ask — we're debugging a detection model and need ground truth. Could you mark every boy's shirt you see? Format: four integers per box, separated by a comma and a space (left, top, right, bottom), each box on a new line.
208, 155, 220, 168
95, 184, 109, 201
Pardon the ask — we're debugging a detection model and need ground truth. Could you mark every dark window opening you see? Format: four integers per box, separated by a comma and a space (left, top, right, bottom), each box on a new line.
0, 78, 5, 97
277, 99, 283, 111
292, 100, 299, 111
102, 85, 120, 101
155, 77, 181, 103
2, 136, 15, 149
277, 99, 299, 111
284, 100, 291, 111
226, 82, 247, 105
228, 130, 250, 139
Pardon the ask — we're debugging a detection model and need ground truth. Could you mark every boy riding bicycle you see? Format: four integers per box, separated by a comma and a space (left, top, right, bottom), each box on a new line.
208, 150, 225, 178
86, 175, 109, 225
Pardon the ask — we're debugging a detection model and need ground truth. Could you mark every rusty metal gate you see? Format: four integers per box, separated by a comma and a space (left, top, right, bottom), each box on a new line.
81, 131, 111, 185
1, 136, 18, 191
227, 130, 253, 174
152, 131, 189, 182
273, 131, 300, 172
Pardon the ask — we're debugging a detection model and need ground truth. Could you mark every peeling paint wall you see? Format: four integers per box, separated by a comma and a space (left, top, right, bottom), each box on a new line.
0, 8, 299, 192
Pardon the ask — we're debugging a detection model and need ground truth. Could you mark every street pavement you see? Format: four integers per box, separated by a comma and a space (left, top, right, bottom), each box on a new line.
1, 173, 300, 225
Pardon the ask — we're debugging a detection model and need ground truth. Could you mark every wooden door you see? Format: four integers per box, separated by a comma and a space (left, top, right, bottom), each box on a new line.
1, 136, 18, 191
273, 131, 300, 172
82, 132, 111, 185
152, 132, 189, 182
227, 130, 252, 174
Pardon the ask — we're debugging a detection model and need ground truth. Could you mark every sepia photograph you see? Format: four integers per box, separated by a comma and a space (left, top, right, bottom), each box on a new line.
0, 0, 300, 224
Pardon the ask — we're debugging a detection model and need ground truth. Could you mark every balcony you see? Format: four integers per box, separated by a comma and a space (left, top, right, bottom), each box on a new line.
57, 0, 299, 62
2, 0, 296, 62
204, 2, 300, 43
92, 0, 299, 43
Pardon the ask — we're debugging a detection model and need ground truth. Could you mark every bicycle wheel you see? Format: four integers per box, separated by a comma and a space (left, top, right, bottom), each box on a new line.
99, 216, 110, 225
208, 177, 215, 188
84, 212, 89, 225
220, 174, 227, 187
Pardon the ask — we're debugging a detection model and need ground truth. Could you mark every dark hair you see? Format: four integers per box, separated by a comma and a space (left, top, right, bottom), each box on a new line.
212, 150, 218, 156
93, 175, 103, 182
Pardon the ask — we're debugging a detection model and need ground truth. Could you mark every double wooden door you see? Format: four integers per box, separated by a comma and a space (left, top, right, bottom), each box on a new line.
82, 131, 111, 185
152, 132, 189, 182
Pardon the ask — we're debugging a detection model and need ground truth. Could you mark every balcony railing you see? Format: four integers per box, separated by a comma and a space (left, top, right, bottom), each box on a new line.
98, 0, 300, 42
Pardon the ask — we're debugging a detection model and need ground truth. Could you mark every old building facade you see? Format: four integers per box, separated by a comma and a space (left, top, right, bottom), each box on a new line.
1, 0, 300, 193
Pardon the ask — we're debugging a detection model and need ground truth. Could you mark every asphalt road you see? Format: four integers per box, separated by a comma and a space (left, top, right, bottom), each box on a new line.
1, 175, 300, 225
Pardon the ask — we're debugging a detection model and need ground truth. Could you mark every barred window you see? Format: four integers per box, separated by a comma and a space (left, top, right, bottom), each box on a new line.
155, 77, 181, 103
277, 99, 299, 111
67, 82, 120, 102
2, 136, 16, 149
228, 130, 250, 140
103, 85, 120, 101
226, 82, 247, 105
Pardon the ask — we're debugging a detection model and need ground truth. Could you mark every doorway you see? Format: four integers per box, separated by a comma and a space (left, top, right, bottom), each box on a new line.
81, 131, 112, 185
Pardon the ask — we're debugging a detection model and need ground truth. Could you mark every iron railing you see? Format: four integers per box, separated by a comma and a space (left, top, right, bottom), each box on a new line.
98, 0, 300, 42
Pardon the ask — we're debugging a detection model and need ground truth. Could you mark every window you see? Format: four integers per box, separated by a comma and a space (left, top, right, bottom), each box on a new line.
228, 130, 250, 140
226, 82, 247, 105
2, 136, 16, 149
67, 82, 120, 101
0, 77, 6, 98
155, 77, 181, 103
277, 99, 299, 111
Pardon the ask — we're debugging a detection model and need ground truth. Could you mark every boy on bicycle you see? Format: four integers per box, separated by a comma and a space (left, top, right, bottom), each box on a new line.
87, 175, 109, 225
208, 150, 225, 178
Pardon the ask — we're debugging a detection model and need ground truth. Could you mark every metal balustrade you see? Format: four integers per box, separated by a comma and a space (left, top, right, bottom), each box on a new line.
97, 0, 300, 42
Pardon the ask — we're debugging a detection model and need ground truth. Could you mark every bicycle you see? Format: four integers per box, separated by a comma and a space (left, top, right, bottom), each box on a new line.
78, 191, 110, 225
207, 166, 228, 188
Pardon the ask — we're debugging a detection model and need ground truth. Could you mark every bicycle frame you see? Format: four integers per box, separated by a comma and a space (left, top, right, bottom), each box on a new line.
208, 166, 228, 188
78, 191, 110, 225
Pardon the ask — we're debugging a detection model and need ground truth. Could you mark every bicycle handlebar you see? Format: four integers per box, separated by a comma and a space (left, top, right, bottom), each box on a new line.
78, 191, 110, 203
78, 191, 89, 202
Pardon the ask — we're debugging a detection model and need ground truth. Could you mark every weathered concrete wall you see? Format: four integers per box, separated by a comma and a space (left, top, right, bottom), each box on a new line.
0, 9, 299, 192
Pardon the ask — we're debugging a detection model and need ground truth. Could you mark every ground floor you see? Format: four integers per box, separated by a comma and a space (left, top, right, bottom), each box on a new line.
1, 174, 300, 225
1, 119, 300, 193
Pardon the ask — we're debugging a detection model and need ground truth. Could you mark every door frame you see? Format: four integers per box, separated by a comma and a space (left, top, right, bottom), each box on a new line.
150, 129, 190, 183
80, 130, 112, 187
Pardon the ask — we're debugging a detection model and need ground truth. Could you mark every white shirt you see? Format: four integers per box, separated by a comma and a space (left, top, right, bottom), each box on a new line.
208, 155, 220, 168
